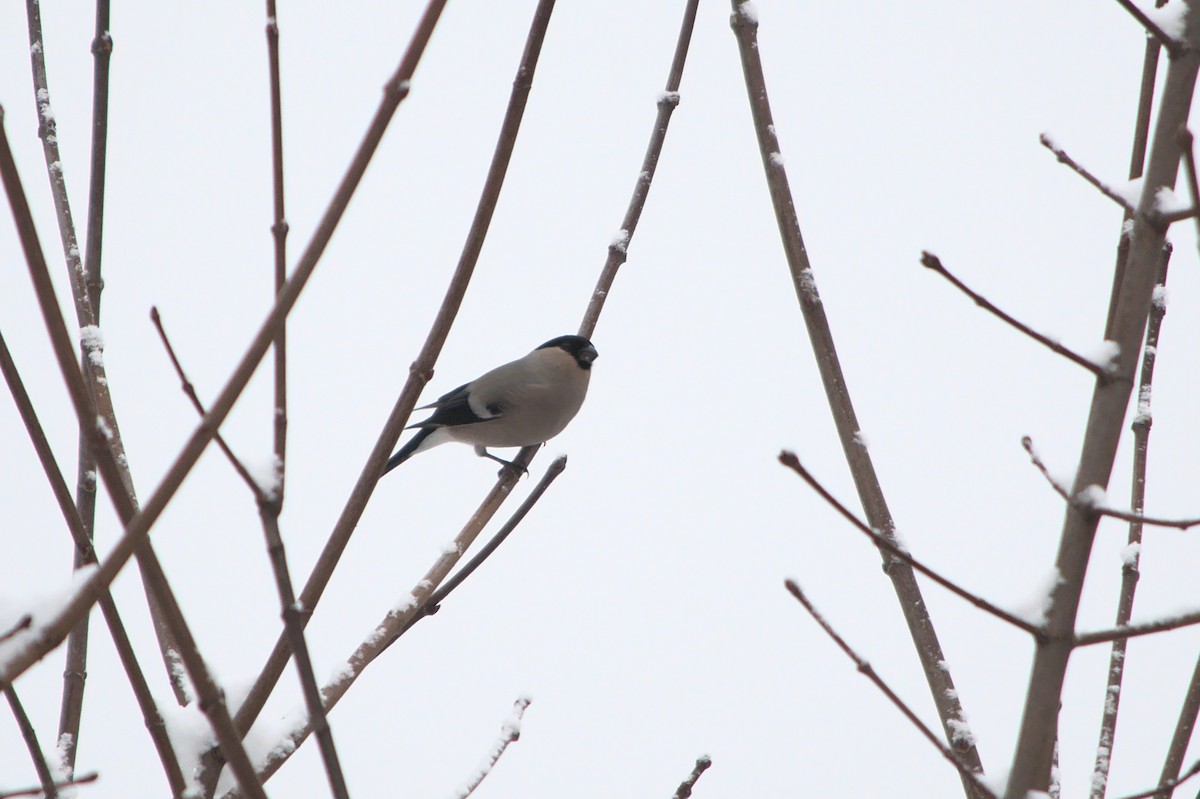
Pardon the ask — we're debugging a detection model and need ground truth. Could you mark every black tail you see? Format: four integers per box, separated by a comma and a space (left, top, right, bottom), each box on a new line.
381, 427, 434, 476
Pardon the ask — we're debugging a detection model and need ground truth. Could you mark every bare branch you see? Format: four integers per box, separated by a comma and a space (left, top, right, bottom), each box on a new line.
1178, 128, 1200, 249
1039, 134, 1138, 214
150, 308, 348, 798
779, 451, 1043, 636
1022, 436, 1200, 529
1075, 609, 1200, 647
671, 755, 713, 799
5, 687, 59, 799
1090, 249, 1170, 799
0, 772, 98, 799
220, 0, 544, 769
1153, 652, 1200, 799
0, 0, 446, 693
579, 0, 698, 338
225, 452, 566, 794
920, 251, 1122, 382
1005, 10, 1200, 792
1112, 757, 1200, 799
0, 328, 186, 794
729, 3, 985, 790
452, 697, 532, 799
264, 0, 289, 503
784, 580, 995, 799
1111, 0, 1185, 56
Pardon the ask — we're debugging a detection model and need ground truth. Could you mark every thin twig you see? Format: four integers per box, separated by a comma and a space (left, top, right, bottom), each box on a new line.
1111, 0, 1185, 56
1178, 129, 1200, 251
149, 308, 348, 798
1074, 610, 1200, 647
0, 772, 98, 799
671, 755, 712, 799
1021, 436, 1200, 529
0, 107, 268, 799
729, 5, 986, 790
452, 697, 532, 799
1153, 652, 1200, 799
5, 687, 59, 799
1039, 134, 1138, 214
779, 452, 1043, 636
784, 581, 995, 799
0, 328, 186, 795
218, 0, 539, 773
265, 0, 289, 503
1090, 248, 1170, 799
920, 251, 1122, 382
579, 0, 698, 338
382, 455, 567, 651
225, 452, 565, 794
1113, 758, 1200, 799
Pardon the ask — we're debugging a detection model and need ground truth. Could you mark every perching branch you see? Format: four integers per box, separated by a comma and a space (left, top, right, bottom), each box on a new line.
451, 697, 532, 799
729, 4, 985, 793
1022, 436, 1200, 529
224, 452, 565, 794
1089, 248, 1170, 799
150, 307, 349, 799
381, 455, 568, 651
216, 1, 541, 779
671, 755, 713, 799
578, 0, 698, 338
779, 451, 1043, 636
4, 687, 58, 799
784, 580, 995, 799
920, 251, 1124, 382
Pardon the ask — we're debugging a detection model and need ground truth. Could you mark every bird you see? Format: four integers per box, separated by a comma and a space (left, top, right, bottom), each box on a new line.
382, 335, 598, 474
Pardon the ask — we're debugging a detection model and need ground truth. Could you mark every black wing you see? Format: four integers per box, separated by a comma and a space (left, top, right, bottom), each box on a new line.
407, 382, 503, 429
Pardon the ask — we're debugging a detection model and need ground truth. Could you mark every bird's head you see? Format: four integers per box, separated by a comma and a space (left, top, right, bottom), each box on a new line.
539, 335, 598, 370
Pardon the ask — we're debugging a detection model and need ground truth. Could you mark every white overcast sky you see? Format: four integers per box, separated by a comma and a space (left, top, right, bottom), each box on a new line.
2, 1, 1200, 798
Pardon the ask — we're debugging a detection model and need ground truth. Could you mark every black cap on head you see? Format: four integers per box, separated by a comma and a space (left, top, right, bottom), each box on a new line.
538, 335, 598, 370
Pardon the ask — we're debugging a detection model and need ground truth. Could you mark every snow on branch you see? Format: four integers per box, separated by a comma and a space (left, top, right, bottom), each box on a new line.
449, 697, 532, 799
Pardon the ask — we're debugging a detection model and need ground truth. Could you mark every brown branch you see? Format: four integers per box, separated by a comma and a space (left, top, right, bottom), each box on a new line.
225, 451, 565, 794
150, 308, 348, 799
1004, 8, 1200, 793
1039, 134, 1138, 214
1178, 129, 1200, 250
1111, 0, 1185, 56
784, 581, 995, 799
779, 451, 1043, 635
671, 755, 713, 799
1153, 652, 1200, 799
1075, 610, 1200, 647
0, 772, 98, 799
453, 697, 532, 798
1022, 436, 1200, 529
382, 455, 567, 651
215, 0, 541, 780
1113, 757, 1200, 799
0, 103, 268, 799
729, 4, 985, 794
5, 687, 59, 799
0, 328, 186, 795
579, 0, 698, 338
1090, 248, 1170, 799
265, 0, 289, 504
920, 251, 1122, 382
0, 0, 443, 698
